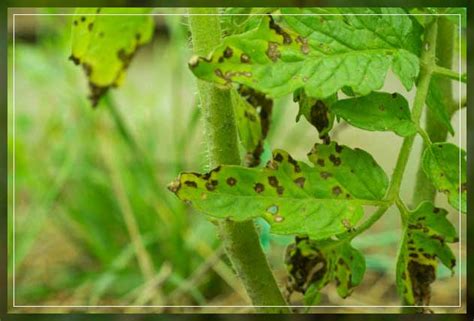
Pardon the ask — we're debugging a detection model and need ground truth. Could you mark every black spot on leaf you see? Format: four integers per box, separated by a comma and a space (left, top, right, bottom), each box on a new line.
184, 181, 197, 188
254, 183, 265, 193
294, 177, 305, 188
268, 176, 279, 187
226, 177, 237, 186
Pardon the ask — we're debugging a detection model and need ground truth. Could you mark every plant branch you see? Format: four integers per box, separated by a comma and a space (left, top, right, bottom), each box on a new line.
413, 17, 456, 206
432, 65, 466, 83
386, 17, 438, 201
188, 8, 289, 312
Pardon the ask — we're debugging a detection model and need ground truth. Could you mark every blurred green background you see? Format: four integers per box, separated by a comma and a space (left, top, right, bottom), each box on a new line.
7, 8, 467, 313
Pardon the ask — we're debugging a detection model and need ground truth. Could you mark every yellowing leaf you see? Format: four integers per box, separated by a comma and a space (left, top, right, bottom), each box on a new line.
70, 8, 154, 106
168, 142, 388, 240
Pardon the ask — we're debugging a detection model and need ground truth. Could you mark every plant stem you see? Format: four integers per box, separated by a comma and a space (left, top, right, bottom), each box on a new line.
412, 17, 455, 206
432, 65, 466, 83
387, 17, 438, 201
188, 8, 289, 312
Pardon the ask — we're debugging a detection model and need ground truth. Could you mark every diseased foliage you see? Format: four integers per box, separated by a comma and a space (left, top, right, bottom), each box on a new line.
168, 142, 388, 240
422, 143, 467, 213
169, 9, 464, 309
67, 7, 465, 310
70, 8, 154, 106
189, 13, 420, 99
396, 202, 457, 305
285, 237, 365, 304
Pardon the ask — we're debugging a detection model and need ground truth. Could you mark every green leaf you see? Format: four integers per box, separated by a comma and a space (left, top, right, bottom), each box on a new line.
168, 142, 388, 240
285, 237, 366, 300
70, 8, 154, 106
330, 92, 417, 137
189, 14, 420, 100
396, 202, 458, 305
293, 89, 337, 139
426, 77, 455, 135
422, 143, 466, 213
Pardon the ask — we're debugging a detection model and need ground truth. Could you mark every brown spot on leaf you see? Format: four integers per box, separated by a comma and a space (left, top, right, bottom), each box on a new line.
329, 154, 342, 166
254, 183, 265, 193
332, 186, 342, 196
274, 153, 284, 162
69, 55, 80, 65
320, 171, 332, 180
392, 93, 398, 98
268, 176, 279, 187
266, 42, 281, 62
408, 261, 436, 306
268, 15, 292, 44
335, 143, 343, 153
226, 177, 237, 186
277, 186, 285, 195
294, 177, 305, 188
184, 181, 197, 188
317, 159, 325, 167
205, 182, 216, 191
88, 22, 94, 31
240, 53, 250, 63
223, 46, 233, 58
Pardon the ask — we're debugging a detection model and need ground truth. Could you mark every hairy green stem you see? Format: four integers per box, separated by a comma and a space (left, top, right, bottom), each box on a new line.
412, 17, 455, 206
188, 8, 289, 312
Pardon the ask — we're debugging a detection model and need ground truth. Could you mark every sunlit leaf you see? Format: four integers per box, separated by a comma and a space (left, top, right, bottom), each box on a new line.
396, 202, 458, 305
286, 237, 365, 301
189, 13, 420, 100
422, 143, 466, 213
330, 92, 417, 137
70, 8, 154, 106
168, 142, 388, 240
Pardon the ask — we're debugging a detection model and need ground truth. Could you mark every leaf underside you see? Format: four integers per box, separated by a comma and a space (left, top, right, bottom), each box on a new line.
422, 143, 467, 213
189, 11, 420, 100
285, 237, 366, 303
330, 92, 417, 137
396, 202, 458, 305
70, 8, 154, 106
169, 142, 388, 240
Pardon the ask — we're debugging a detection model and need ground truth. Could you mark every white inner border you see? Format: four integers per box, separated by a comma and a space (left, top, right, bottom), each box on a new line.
10, 10, 464, 310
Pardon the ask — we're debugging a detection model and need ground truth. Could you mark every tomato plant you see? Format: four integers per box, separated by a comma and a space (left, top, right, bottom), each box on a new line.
71, 7, 466, 313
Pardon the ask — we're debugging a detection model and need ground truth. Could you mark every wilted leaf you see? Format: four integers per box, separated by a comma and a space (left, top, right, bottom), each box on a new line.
330, 92, 417, 137
189, 13, 420, 100
285, 237, 365, 302
233, 86, 273, 167
396, 202, 458, 305
70, 8, 154, 106
294, 89, 337, 140
168, 142, 388, 240
422, 143, 466, 213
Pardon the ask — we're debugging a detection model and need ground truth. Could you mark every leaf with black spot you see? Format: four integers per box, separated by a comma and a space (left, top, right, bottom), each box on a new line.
330, 92, 417, 137
70, 8, 154, 106
285, 237, 366, 303
396, 201, 458, 306
168, 142, 388, 240
189, 13, 420, 100
422, 143, 466, 213
294, 88, 337, 140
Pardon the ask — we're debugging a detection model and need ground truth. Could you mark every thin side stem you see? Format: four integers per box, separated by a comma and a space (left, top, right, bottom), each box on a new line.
188, 8, 289, 312
432, 65, 466, 83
